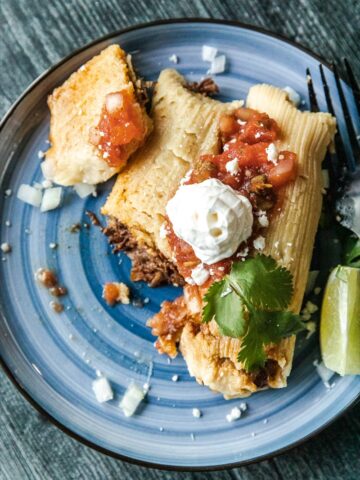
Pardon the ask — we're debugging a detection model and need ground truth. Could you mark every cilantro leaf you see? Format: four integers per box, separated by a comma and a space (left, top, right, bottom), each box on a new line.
201, 255, 305, 373
237, 309, 304, 372
203, 278, 246, 338
230, 254, 293, 311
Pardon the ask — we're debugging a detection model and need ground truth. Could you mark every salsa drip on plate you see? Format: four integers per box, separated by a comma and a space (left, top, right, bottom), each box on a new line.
90, 89, 146, 168
166, 107, 297, 284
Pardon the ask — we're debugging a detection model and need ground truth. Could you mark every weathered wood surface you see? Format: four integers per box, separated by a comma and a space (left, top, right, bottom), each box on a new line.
0, 0, 359, 478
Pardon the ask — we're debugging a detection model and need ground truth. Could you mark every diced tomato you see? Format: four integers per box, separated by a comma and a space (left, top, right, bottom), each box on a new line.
267, 151, 297, 187
239, 112, 279, 144
92, 89, 145, 168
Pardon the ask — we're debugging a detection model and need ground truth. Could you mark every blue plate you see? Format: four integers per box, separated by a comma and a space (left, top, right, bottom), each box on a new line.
0, 19, 359, 470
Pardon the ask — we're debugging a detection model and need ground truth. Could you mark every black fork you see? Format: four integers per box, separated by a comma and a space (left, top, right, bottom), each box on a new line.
306, 60, 360, 238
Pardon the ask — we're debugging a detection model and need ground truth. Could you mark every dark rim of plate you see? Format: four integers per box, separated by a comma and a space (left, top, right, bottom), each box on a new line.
0, 17, 359, 472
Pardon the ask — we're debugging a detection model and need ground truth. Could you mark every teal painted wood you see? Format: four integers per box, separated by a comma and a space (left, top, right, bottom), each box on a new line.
0, 0, 359, 478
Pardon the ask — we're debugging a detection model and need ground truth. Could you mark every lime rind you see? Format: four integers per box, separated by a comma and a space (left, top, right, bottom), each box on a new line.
320, 266, 360, 376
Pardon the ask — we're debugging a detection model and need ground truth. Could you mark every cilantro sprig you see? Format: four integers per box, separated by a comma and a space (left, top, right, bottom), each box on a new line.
202, 254, 305, 372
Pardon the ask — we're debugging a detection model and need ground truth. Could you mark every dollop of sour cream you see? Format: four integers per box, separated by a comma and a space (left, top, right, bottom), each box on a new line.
166, 178, 253, 264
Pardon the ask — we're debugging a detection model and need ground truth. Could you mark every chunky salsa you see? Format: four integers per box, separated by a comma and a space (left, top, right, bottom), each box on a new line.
166, 107, 297, 285
90, 89, 145, 168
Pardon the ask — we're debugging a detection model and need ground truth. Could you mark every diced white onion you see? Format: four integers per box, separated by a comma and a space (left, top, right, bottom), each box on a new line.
322, 169, 330, 189
283, 86, 301, 107
105, 92, 123, 114
92, 377, 114, 403
305, 270, 319, 295
74, 183, 97, 198
17, 184, 43, 207
207, 55, 226, 75
119, 382, 145, 417
202, 45, 218, 62
40, 187, 62, 212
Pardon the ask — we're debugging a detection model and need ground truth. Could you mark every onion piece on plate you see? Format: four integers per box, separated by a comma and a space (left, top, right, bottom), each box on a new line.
208, 55, 226, 75
17, 184, 43, 207
40, 187, 62, 212
74, 183, 97, 198
202, 45, 218, 62
119, 382, 145, 417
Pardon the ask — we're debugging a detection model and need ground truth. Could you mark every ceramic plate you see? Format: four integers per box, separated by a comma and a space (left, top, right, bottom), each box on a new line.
0, 19, 359, 470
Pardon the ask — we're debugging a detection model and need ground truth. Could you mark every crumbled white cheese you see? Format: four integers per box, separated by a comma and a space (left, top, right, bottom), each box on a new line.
185, 277, 195, 285
40, 187, 62, 212
305, 321, 316, 338
225, 158, 239, 175
192, 408, 202, 418
17, 184, 43, 207
0, 242, 11, 253
237, 246, 249, 257
253, 236, 265, 250
169, 54, 178, 64
38, 150, 45, 159
202, 45, 218, 62
92, 376, 114, 403
283, 86, 301, 107
313, 360, 334, 388
226, 406, 241, 422
207, 55, 226, 75
33, 182, 43, 190
239, 402, 247, 412
258, 213, 269, 228
265, 143, 278, 164
119, 382, 145, 417
5, 189, 12, 197
5, 220, 11, 227
191, 264, 210, 286
49, 242, 57, 249
304, 300, 319, 314
171, 374, 179, 382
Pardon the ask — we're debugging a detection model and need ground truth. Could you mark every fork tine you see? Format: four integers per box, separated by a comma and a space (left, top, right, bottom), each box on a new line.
332, 62, 360, 166
306, 67, 338, 196
319, 64, 353, 173
319, 64, 335, 115
344, 58, 360, 119
306, 68, 319, 112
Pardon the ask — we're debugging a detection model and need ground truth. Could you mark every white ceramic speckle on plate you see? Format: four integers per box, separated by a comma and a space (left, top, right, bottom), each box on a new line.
0, 20, 359, 470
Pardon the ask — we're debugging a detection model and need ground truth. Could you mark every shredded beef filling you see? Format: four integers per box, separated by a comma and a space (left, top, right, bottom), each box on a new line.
185, 78, 219, 96
103, 218, 184, 288
250, 359, 280, 388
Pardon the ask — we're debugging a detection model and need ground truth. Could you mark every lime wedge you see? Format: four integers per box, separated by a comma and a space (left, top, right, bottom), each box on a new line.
320, 266, 360, 375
